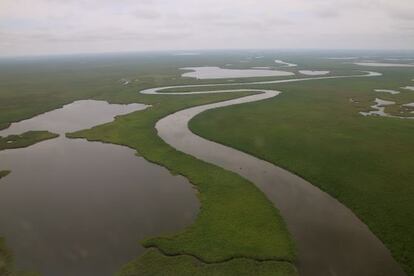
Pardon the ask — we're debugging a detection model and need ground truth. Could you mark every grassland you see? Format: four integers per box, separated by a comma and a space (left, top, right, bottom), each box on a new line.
190, 67, 414, 275
117, 248, 296, 276
0, 51, 297, 131
1, 51, 413, 274
0, 131, 58, 151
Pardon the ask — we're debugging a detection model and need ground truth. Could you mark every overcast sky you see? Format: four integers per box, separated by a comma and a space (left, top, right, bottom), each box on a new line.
0, 0, 413, 57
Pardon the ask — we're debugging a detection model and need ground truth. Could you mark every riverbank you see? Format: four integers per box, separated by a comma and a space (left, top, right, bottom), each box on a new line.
67, 91, 297, 275
190, 74, 414, 275
2, 52, 412, 275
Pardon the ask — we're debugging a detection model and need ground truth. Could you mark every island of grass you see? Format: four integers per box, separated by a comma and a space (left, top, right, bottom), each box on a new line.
0, 131, 59, 151
67, 91, 297, 275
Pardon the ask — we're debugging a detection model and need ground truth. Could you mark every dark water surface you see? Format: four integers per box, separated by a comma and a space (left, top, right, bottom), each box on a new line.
0, 100, 199, 276
150, 81, 405, 276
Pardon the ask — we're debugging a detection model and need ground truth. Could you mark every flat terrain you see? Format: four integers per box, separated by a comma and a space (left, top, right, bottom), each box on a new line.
1, 52, 300, 275
117, 248, 296, 276
67, 90, 296, 274
0, 50, 413, 275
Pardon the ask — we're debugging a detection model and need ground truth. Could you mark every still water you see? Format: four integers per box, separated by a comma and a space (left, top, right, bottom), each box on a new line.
0, 100, 199, 276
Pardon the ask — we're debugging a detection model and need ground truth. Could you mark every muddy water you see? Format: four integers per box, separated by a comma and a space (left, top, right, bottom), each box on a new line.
143, 72, 405, 276
0, 100, 199, 276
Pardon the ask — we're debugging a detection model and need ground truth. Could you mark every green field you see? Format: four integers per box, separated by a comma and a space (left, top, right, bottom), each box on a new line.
0, 51, 413, 275
117, 248, 297, 276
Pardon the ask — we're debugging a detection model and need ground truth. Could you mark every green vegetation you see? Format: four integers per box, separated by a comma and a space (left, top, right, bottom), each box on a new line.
0, 52, 303, 275
1, 52, 414, 274
0, 52, 298, 131
117, 249, 297, 276
67, 90, 296, 273
0, 171, 10, 180
0, 131, 58, 151
190, 67, 414, 275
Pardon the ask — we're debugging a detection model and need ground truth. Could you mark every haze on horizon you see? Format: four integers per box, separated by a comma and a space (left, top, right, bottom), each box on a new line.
0, 0, 414, 57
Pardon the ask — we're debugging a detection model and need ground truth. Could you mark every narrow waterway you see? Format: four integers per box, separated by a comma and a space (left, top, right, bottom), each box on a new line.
0, 100, 199, 276
141, 72, 406, 276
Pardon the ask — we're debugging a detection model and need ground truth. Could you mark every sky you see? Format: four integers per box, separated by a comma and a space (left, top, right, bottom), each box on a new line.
0, 0, 414, 57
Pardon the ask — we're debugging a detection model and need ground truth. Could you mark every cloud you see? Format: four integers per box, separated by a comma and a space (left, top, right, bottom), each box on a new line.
0, 0, 413, 56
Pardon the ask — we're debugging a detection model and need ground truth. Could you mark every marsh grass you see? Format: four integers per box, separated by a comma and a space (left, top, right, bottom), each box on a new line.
117, 248, 297, 276
0, 131, 58, 151
2, 52, 413, 274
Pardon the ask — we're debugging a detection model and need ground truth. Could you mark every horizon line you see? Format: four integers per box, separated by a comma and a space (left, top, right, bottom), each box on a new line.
1, 47, 414, 60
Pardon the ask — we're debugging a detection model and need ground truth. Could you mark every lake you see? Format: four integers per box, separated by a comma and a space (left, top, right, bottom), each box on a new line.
0, 100, 199, 276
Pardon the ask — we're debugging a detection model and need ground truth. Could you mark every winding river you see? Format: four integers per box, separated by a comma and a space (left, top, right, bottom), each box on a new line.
140, 72, 406, 276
